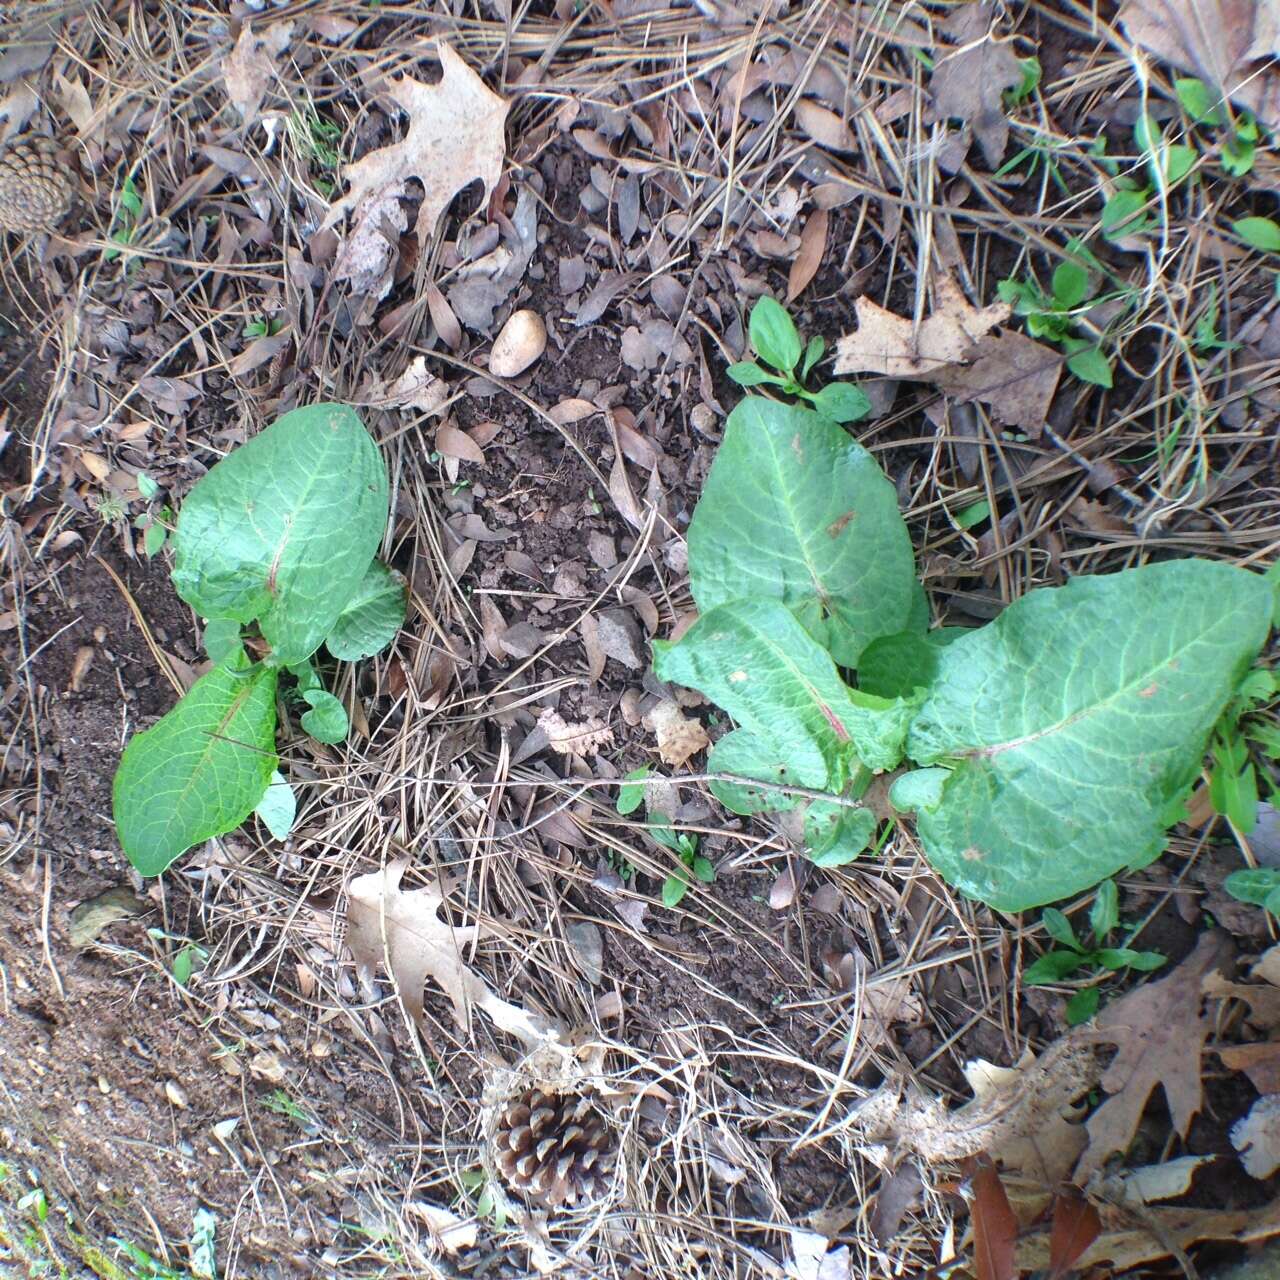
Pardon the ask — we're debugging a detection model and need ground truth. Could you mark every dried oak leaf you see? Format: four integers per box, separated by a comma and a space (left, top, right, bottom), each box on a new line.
537, 708, 614, 757
1232, 1093, 1280, 1179
931, 330, 1061, 436
833, 276, 1011, 380
221, 21, 293, 127
1119, 0, 1280, 130
1078, 930, 1234, 1177
1016, 1194, 1280, 1273
929, 2, 1024, 166
346, 858, 547, 1042
322, 43, 508, 247
644, 698, 710, 768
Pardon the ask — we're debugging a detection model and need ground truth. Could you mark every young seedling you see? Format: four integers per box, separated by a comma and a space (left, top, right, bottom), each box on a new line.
727, 296, 871, 423
1175, 76, 1262, 177
1208, 666, 1278, 833
112, 403, 406, 876
650, 295, 1277, 910
1224, 868, 1280, 921
615, 766, 712, 905
1023, 881, 1166, 1024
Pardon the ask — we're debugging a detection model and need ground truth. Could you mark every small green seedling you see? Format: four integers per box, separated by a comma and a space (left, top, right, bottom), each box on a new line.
1175, 77, 1262, 176
615, 767, 713, 904
1233, 216, 1280, 254
648, 814, 714, 908
242, 315, 285, 340
998, 251, 1114, 387
133, 473, 175, 557
457, 1169, 508, 1229
1208, 666, 1277, 833
650, 296, 1277, 910
112, 404, 406, 877
727, 296, 871, 423
1023, 881, 1166, 1024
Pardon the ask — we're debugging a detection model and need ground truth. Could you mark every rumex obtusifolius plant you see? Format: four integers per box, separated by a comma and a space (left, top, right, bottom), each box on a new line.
112, 404, 405, 876
651, 298, 1278, 912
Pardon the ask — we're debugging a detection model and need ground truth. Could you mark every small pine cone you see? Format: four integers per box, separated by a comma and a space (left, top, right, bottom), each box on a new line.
0, 135, 74, 234
493, 1084, 617, 1209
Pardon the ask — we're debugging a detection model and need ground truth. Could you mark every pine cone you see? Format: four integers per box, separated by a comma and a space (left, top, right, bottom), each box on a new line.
493, 1084, 617, 1209
0, 136, 74, 234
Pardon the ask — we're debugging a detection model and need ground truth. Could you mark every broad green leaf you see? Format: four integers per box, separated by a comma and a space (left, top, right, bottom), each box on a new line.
804, 802, 876, 867
749, 296, 802, 374
858, 628, 967, 699
687, 399, 917, 666
889, 767, 949, 813
1210, 742, 1258, 831
325, 560, 406, 661
708, 728, 810, 814
254, 770, 297, 840
808, 381, 871, 424
172, 403, 389, 667
1224, 867, 1280, 907
692, 854, 715, 883
289, 659, 322, 694
300, 688, 349, 743
113, 649, 278, 876
654, 599, 914, 778
1234, 216, 1280, 252
906, 560, 1274, 911
727, 361, 776, 387
202, 617, 242, 663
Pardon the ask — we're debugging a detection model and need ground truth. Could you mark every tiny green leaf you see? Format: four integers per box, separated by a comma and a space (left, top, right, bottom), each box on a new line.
1051, 261, 1090, 309
1101, 189, 1149, 240
808, 381, 872, 424
1174, 77, 1224, 125
749, 296, 803, 374
1065, 343, 1113, 388
1224, 867, 1280, 907
172, 947, 195, 987
1127, 951, 1168, 972
888, 767, 949, 813
254, 770, 297, 840
1065, 987, 1101, 1025
143, 520, 168, 557
113, 648, 278, 875
801, 335, 826, 381
692, 855, 716, 883
1090, 878, 1119, 940
1041, 908, 1079, 950
1023, 950, 1087, 984
955, 499, 992, 530
616, 766, 650, 815
300, 688, 349, 743
662, 873, 689, 908
136, 472, 160, 500
325, 560, 407, 662
1233, 216, 1280, 253
727, 361, 777, 387
805, 802, 876, 866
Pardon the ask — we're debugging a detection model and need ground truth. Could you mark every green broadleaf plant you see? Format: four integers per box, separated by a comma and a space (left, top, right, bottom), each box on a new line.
113, 403, 405, 876
651, 297, 1277, 910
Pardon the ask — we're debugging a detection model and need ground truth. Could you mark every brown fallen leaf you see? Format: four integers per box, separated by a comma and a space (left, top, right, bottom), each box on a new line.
1016, 1193, 1280, 1272
643, 698, 710, 768
68, 886, 148, 947
1233, 1093, 1280, 1178
787, 207, 829, 303
969, 1157, 1018, 1280
1078, 930, 1234, 1177
833, 276, 1011, 379
537, 708, 614, 757
931, 330, 1061, 435
346, 858, 548, 1042
929, 3, 1024, 166
1119, 0, 1280, 130
379, 355, 448, 414
322, 44, 508, 246
1047, 1191, 1101, 1280
1217, 1040, 1280, 1092
221, 21, 293, 128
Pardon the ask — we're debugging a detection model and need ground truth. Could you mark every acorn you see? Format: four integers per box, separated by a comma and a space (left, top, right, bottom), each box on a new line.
0, 135, 74, 234
488, 308, 547, 378
491, 1082, 617, 1209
